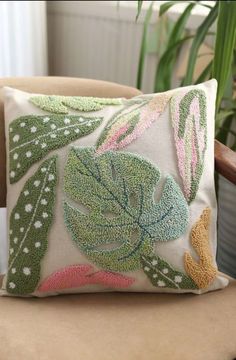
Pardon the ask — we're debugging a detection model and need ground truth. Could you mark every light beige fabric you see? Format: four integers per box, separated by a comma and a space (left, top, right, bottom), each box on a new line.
1, 80, 229, 296
0, 280, 235, 360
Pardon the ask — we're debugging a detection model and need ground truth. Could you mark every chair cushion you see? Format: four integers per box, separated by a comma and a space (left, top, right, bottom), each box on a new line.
0, 280, 235, 360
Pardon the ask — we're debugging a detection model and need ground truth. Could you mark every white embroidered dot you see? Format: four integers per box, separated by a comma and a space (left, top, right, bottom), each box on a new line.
20, 122, 26, 127
9, 229, 13, 235
64, 118, 71, 124
144, 266, 150, 272
41, 167, 46, 173
42, 212, 48, 218
23, 247, 29, 253
153, 274, 158, 278
13, 153, 18, 160
9, 127, 13, 132
43, 117, 50, 123
10, 248, 14, 255
23, 267, 31, 276
24, 190, 29, 196
64, 130, 70, 135
35, 242, 41, 248
13, 134, 20, 142
14, 213, 20, 220
34, 140, 39, 145
11, 268, 16, 274
10, 171, 15, 178
50, 133, 57, 139
41, 199, 47, 205
87, 122, 92, 127
30, 126, 37, 133
41, 143, 47, 148
26, 151, 32, 158
9, 282, 16, 289
174, 276, 182, 283
25, 204, 33, 212
34, 180, 40, 187
162, 268, 169, 274
151, 259, 158, 266
20, 227, 24, 233
48, 174, 55, 181
17, 163, 21, 169
34, 221, 42, 229
157, 280, 165, 287
50, 124, 56, 130
74, 128, 80, 134
45, 187, 50, 192
13, 237, 18, 244
79, 117, 84, 122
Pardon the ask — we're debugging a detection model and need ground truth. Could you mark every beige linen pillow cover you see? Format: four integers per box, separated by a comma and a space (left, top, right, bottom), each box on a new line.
0, 80, 228, 297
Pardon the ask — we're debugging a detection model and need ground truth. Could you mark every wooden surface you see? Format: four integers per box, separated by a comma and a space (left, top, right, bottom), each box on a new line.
215, 140, 236, 185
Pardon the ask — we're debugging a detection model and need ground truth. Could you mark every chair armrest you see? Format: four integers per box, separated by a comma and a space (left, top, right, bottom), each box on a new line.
215, 139, 236, 185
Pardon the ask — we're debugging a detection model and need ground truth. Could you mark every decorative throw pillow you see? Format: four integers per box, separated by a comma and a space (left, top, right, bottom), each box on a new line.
1, 81, 229, 297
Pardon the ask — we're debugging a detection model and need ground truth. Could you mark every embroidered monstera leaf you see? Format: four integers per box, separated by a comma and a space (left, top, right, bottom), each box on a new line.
170, 89, 207, 203
96, 92, 173, 154
141, 254, 198, 290
30, 95, 123, 114
38, 264, 135, 293
9, 114, 103, 183
6, 156, 57, 295
63, 147, 189, 272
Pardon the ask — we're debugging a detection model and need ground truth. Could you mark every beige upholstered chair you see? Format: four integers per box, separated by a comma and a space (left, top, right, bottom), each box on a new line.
0, 77, 236, 360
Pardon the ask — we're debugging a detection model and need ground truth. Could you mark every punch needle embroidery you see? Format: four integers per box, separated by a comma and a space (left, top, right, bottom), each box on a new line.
170, 89, 207, 203
96, 92, 173, 154
63, 147, 189, 272
184, 207, 217, 289
38, 264, 135, 292
30, 95, 123, 114
6, 156, 57, 295
9, 114, 103, 183
141, 254, 198, 290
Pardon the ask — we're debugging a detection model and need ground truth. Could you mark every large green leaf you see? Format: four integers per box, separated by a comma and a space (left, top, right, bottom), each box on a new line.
154, 2, 195, 92
9, 114, 103, 183
6, 156, 57, 295
182, 3, 218, 86
63, 147, 189, 272
212, 1, 236, 112
141, 254, 198, 289
30, 95, 123, 114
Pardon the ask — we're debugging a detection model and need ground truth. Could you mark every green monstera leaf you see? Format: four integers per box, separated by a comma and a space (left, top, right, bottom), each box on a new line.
6, 156, 57, 295
30, 95, 123, 114
141, 254, 198, 290
63, 147, 189, 272
9, 114, 103, 183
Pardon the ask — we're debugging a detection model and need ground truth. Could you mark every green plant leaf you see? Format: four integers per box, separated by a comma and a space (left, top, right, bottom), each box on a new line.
212, 1, 236, 112
182, 3, 218, 86
63, 147, 189, 272
136, 0, 143, 21
6, 156, 57, 295
30, 95, 123, 114
9, 114, 103, 183
141, 254, 198, 289
154, 3, 195, 92
136, 1, 154, 89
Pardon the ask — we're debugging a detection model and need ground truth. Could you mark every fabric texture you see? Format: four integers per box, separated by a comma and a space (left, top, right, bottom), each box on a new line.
1, 80, 229, 297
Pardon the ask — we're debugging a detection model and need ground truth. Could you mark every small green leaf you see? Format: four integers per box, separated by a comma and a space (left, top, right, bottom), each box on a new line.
9, 114, 103, 183
30, 95, 123, 114
141, 254, 198, 290
6, 156, 57, 295
63, 147, 189, 272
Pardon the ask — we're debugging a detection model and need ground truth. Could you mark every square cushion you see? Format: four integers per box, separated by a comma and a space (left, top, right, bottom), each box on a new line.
1, 80, 229, 297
